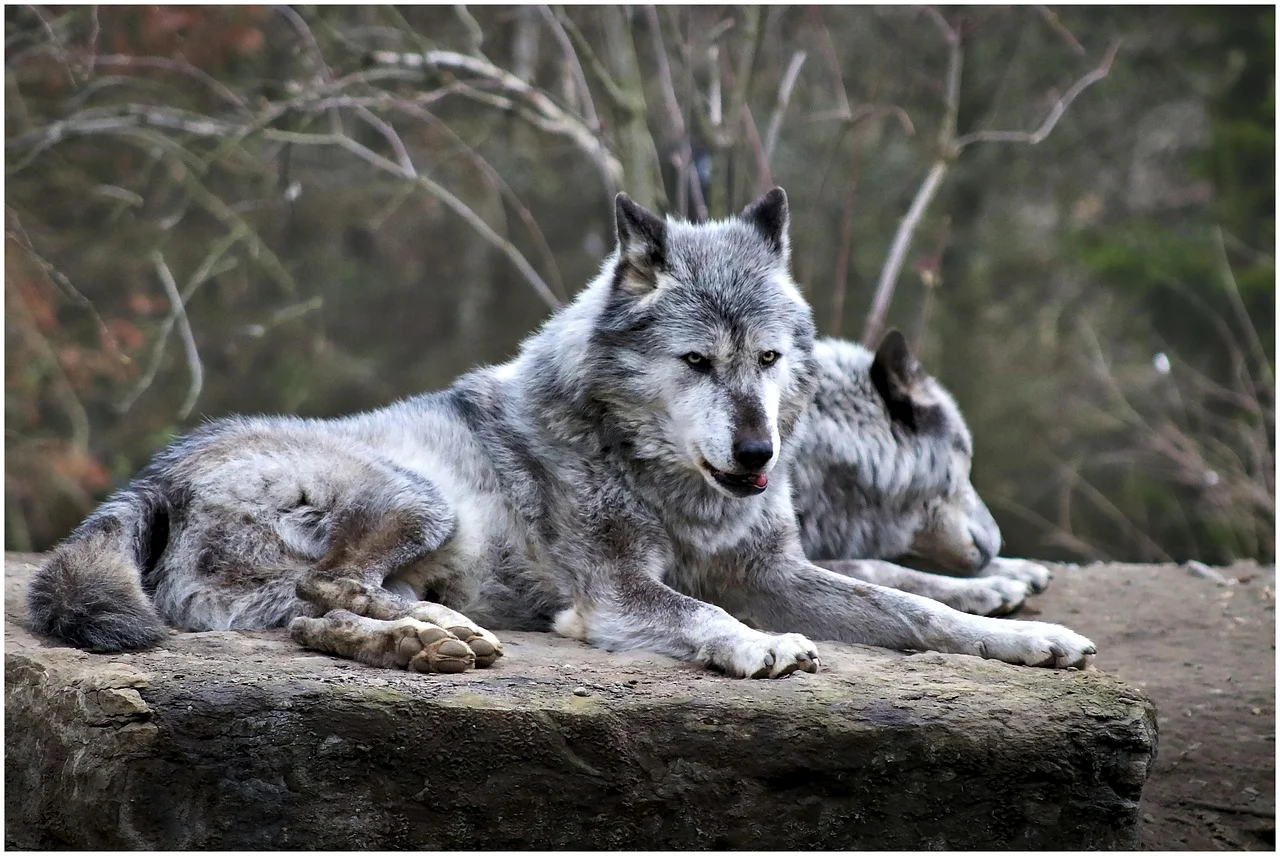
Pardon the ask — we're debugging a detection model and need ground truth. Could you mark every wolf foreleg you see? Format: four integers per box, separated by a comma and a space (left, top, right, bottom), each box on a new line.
817, 558, 1030, 616
553, 569, 820, 679
727, 558, 1095, 669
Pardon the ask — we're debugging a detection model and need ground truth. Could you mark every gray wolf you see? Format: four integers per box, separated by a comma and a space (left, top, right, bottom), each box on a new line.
793, 333, 1054, 617
28, 189, 1096, 678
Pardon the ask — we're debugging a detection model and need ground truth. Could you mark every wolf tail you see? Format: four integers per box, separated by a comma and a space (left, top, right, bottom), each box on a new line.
27, 485, 169, 652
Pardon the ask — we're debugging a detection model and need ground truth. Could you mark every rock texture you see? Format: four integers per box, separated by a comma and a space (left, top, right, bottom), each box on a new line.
4, 553, 1156, 850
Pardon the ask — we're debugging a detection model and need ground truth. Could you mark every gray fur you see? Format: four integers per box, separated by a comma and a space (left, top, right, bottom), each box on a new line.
29, 189, 1094, 677
790, 334, 1053, 613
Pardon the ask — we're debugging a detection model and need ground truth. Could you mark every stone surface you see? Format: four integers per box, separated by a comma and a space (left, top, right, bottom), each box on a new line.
4, 553, 1156, 850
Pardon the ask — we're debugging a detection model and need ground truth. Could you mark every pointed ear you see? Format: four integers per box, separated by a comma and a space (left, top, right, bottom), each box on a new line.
613, 193, 667, 295
869, 329, 924, 430
739, 187, 790, 260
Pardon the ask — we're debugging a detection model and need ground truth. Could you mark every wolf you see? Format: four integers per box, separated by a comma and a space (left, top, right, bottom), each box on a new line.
793, 333, 1054, 618
28, 188, 1096, 678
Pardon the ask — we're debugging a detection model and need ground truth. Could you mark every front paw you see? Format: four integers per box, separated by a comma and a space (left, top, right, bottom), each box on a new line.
981, 557, 1052, 593
713, 631, 821, 679
949, 576, 1030, 616
977, 620, 1096, 669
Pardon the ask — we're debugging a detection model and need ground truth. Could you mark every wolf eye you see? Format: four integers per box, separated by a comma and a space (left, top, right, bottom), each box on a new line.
759, 350, 780, 366
682, 352, 711, 371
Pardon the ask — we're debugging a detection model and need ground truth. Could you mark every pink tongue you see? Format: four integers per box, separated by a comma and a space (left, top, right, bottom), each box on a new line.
750, 474, 769, 489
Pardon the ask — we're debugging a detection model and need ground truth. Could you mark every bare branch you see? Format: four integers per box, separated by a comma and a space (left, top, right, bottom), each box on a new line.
1035, 5, 1086, 56
863, 161, 950, 346
739, 103, 772, 193
150, 251, 204, 420
551, 6, 638, 115
644, 5, 706, 221
808, 7, 850, 118
6, 277, 91, 452
454, 5, 486, 58
369, 48, 623, 188
954, 41, 1119, 150
1213, 226, 1273, 384
118, 227, 246, 414
92, 54, 252, 114
537, 5, 600, 132
863, 25, 962, 346
763, 51, 806, 163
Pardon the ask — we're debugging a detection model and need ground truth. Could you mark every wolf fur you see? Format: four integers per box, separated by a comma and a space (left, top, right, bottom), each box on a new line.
791, 333, 1053, 617
29, 189, 1096, 677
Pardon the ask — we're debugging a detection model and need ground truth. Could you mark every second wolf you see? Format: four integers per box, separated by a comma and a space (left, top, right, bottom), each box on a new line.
29, 189, 1095, 677
791, 332, 1054, 617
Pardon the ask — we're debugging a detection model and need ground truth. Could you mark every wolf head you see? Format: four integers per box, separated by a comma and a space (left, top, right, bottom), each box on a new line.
792, 332, 1001, 573
587, 189, 818, 500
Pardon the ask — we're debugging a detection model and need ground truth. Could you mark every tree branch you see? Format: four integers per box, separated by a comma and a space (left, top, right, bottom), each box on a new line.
150, 251, 204, 420
954, 41, 1119, 150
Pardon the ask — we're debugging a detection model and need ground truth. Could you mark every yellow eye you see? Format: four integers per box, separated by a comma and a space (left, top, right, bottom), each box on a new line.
760, 350, 779, 366
683, 352, 708, 367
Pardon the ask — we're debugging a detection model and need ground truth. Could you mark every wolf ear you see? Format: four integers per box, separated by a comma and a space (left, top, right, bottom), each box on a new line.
870, 329, 927, 431
613, 193, 667, 294
739, 187, 790, 261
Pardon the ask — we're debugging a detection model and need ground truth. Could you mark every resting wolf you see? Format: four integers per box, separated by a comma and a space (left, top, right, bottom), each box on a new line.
29, 189, 1096, 678
792, 333, 1053, 617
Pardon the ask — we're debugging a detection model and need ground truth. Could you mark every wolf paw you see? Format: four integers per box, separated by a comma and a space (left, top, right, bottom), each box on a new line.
981, 558, 1052, 594
290, 612, 476, 674
717, 632, 821, 679
975, 620, 1096, 669
406, 603, 504, 668
442, 624, 504, 668
954, 576, 1029, 616
390, 620, 476, 674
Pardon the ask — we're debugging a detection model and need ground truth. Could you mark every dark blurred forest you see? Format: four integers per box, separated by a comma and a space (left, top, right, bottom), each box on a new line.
5, 6, 1274, 565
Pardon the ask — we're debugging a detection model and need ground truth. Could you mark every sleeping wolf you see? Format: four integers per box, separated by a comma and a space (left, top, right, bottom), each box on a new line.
794, 334, 1053, 617
29, 189, 1096, 678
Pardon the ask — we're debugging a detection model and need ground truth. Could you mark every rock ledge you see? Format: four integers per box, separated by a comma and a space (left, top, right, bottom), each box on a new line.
4, 553, 1156, 849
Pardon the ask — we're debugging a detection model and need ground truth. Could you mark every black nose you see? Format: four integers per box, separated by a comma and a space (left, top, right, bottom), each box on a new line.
733, 437, 774, 471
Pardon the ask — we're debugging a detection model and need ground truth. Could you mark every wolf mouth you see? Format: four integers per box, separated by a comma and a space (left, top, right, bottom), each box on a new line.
700, 460, 769, 497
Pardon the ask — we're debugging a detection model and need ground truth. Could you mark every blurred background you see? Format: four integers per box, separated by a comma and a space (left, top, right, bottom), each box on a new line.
5, 6, 1274, 565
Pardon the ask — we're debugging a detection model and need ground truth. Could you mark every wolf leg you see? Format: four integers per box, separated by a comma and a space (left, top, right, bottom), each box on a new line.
723, 557, 1094, 669
817, 558, 1029, 616
553, 570, 819, 679
980, 557, 1052, 593
295, 578, 502, 668
291, 476, 502, 670
289, 609, 475, 673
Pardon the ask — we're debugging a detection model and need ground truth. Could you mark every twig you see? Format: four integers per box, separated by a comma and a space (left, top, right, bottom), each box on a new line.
537, 5, 599, 132
454, 5, 486, 58
369, 47, 623, 188
862, 13, 961, 346
150, 251, 204, 420
739, 103, 772, 193
551, 6, 638, 116
6, 278, 91, 452
118, 227, 245, 414
92, 54, 251, 114
829, 136, 864, 337
644, 5, 706, 220
330, 131, 562, 309
763, 51, 806, 163
954, 41, 1119, 150
1035, 5, 1086, 56
863, 29, 1118, 346
1213, 225, 1273, 384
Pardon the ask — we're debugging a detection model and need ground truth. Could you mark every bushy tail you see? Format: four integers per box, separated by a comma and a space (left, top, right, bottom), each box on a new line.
26, 487, 169, 652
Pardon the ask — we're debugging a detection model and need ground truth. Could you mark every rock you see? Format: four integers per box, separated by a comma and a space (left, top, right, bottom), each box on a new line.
1184, 560, 1234, 586
4, 553, 1156, 850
